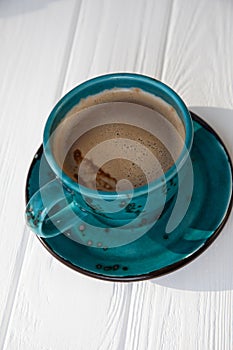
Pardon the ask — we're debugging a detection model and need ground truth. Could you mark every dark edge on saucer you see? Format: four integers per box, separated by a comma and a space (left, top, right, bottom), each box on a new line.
25, 112, 233, 282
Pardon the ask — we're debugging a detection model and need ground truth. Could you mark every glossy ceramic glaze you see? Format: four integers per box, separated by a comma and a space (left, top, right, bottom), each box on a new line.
25, 112, 233, 281
25, 73, 193, 241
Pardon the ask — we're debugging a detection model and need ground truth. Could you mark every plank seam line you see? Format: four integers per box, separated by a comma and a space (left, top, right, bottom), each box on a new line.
54, 0, 83, 101
0, 226, 30, 350
159, 0, 175, 81
119, 284, 136, 350
118, 2, 175, 348
0, 1, 83, 349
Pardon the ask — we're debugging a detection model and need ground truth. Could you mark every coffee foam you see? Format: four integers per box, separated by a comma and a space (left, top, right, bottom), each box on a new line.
64, 88, 183, 131
51, 88, 185, 190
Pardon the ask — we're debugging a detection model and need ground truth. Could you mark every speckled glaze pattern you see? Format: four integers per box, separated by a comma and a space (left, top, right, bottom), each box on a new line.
25, 113, 233, 281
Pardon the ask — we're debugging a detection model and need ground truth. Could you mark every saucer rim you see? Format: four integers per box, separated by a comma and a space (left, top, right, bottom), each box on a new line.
25, 112, 233, 282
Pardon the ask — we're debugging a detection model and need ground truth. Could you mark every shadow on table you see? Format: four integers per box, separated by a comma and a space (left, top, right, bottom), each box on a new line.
0, 0, 63, 17
151, 106, 233, 292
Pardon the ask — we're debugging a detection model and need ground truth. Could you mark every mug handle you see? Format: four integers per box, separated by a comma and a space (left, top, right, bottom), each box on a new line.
25, 178, 85, 238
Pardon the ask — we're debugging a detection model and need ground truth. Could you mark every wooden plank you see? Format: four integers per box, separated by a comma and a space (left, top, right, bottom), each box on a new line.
160, 0, 233, 109
123, 0, 233, 349
0, 0, 80, 346
125, 108, 233, 350
4, 237, 133, 350
2, 1, 173, 349
61, 0, 173, 92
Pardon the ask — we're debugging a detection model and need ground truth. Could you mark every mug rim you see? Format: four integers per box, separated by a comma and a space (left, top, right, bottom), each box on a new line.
43, 73, 193, 199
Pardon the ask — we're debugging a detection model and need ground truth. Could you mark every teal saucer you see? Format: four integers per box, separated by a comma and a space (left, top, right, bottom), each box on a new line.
25, 112, 233, 281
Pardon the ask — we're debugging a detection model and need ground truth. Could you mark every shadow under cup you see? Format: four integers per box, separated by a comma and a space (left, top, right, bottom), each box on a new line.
27, 73, 193, 245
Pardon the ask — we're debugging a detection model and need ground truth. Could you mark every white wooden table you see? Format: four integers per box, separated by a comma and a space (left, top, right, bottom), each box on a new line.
1, 1, 233, 349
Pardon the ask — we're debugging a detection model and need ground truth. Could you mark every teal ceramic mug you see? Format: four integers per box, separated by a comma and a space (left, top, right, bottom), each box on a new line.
25, 73, 193, 248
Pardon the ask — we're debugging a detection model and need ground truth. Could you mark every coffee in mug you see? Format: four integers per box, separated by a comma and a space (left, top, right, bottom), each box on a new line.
52, 88, 185, 192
